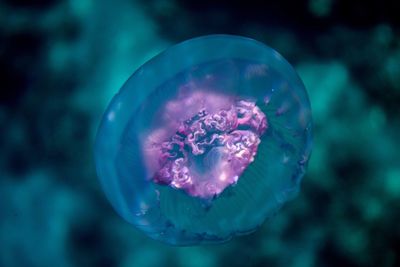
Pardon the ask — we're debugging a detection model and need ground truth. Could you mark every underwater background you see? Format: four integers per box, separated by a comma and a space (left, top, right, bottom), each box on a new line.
1, 0, 399, 266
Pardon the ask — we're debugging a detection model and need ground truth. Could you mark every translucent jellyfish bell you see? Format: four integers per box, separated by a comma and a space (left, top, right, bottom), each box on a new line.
94, 35, 312, 245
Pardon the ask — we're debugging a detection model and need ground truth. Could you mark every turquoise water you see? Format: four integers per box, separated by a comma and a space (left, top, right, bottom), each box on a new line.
0, 0, 399, 266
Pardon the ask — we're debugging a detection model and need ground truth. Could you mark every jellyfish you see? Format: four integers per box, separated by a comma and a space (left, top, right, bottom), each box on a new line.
94, 35, 312, 245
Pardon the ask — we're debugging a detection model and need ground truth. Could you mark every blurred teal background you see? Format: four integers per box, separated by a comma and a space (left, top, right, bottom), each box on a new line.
0, 0, 399, 266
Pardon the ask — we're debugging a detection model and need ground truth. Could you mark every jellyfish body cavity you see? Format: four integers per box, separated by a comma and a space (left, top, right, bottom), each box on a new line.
94, 35, 312, 245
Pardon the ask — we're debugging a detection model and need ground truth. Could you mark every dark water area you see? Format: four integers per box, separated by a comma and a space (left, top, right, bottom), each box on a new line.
1, 0, 399, 266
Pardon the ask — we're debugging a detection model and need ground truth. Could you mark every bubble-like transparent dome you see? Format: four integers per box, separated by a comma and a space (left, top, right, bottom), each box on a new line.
94, 35, 312, 245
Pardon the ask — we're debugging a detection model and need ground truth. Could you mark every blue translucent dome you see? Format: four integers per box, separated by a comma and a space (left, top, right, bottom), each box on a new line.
94, 35, 312, 245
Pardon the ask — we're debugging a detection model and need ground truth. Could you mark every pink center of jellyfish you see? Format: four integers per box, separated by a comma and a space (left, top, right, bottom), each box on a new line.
143, 90, 267, 200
